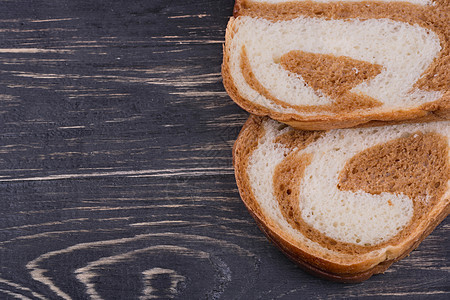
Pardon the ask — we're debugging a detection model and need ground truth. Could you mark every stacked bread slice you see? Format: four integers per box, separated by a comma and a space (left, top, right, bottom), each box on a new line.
223, 0, 449, 281
234, 115, 449, 281
223, 0, 449, 130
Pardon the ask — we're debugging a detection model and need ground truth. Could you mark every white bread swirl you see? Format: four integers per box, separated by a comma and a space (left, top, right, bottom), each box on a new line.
233, 115, 450, 281
223, 0, 449, 130
228, 16, 441, 109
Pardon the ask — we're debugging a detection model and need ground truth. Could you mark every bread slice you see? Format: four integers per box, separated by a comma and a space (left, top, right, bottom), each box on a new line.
223, 0, 449, 130
233, 115, 449, 282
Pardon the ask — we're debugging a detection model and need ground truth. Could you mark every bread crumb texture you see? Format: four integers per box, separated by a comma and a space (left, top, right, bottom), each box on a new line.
246, 118, 449, 256
226, 0, 448, 117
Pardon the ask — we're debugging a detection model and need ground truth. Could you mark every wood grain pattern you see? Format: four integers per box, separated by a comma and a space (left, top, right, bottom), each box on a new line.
0, 0, 448, 299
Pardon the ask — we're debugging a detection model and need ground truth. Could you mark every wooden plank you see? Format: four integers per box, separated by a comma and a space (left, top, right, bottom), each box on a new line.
0, 0, 448, 299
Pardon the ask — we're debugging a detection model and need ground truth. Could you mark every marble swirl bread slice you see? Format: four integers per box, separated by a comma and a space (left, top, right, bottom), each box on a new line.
223, 0, 449, 130
233, 115, 449, 282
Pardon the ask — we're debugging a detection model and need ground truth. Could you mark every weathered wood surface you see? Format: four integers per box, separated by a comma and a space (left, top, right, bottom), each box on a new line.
0, 0, 448, 299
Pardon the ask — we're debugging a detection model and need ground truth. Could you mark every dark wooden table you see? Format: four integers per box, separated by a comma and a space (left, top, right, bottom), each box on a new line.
0, 1, 448, 299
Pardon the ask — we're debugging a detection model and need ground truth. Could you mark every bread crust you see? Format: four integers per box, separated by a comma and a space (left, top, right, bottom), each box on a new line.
233, 115, 450, 282
223, 0, 450, 130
